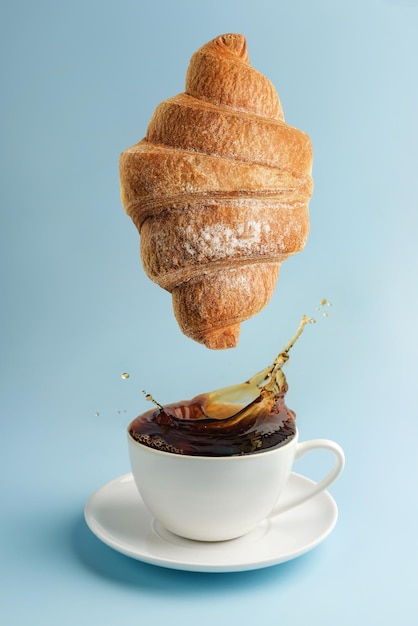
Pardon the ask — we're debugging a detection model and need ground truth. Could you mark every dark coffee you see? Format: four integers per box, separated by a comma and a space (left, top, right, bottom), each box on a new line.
128, 392, 296, 456
128, 315, 317, 457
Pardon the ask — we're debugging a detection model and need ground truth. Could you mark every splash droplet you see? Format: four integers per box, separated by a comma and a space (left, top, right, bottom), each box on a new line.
121, 372, 130, 379
142, 389, 164, 410
316, 298, 332, 310
95, 412, 100, 417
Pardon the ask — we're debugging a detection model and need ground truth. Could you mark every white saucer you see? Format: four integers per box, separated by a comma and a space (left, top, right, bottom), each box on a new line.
84, 472, 338, 573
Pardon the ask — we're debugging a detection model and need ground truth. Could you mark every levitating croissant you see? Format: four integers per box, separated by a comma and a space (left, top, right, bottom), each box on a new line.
119, 33, 313, 349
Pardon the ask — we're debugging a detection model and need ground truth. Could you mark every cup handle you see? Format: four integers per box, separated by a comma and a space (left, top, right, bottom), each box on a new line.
268, 439, 345, 518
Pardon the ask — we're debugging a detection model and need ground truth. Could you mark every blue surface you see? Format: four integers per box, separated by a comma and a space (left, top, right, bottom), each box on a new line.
1, 0, 418, 624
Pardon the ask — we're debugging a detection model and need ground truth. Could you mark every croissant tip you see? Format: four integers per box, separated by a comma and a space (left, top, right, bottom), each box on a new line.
199, 324, 241, 350
210, 33, 249, 62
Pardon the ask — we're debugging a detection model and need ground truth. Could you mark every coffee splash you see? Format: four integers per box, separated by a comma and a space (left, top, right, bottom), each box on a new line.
129, 312, 319, 456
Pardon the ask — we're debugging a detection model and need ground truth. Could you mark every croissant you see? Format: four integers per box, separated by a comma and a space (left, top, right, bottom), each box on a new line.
119, 33, 313, 349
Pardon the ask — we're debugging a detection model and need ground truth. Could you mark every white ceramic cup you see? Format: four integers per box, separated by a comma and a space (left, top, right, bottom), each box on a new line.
127, 428, 344, 541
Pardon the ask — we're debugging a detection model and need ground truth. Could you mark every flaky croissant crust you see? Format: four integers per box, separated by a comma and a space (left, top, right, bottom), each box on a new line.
120, 34, 313, 349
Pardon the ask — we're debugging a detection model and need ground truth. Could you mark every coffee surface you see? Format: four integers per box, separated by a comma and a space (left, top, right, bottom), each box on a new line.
128, 393, 296, 456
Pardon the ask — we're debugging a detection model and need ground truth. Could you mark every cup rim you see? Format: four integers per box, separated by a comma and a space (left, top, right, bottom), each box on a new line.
127, 425, 299, 461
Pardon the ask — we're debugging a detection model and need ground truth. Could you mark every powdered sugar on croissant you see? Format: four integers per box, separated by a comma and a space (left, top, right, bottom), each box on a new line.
120, 34, 313, 349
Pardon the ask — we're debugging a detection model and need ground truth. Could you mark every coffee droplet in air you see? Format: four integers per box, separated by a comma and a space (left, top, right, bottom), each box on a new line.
315, 298, 332, 317
316, 298, 332, 310
121, 372, 130, 379
142, 390, 164, 410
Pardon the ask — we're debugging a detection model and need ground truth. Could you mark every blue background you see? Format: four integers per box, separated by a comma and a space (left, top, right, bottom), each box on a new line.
1, 0, 418, 624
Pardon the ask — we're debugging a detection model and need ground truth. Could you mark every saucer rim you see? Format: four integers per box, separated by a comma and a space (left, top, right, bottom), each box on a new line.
84, 472, 338, 573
